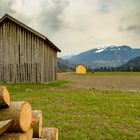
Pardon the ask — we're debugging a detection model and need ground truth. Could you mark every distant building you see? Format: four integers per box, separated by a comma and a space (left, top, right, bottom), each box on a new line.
76, 64, 87, 74
0, 14, 61, 83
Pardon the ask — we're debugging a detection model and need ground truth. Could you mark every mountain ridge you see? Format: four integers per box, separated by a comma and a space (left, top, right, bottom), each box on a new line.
68, 45, 140, 68
118, 56, 140, 71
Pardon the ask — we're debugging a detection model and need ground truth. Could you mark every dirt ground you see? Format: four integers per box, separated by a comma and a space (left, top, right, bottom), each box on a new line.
58, 74, 140, 92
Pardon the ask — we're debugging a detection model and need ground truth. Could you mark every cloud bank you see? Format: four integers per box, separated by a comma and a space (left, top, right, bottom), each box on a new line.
0, 0, 140, 56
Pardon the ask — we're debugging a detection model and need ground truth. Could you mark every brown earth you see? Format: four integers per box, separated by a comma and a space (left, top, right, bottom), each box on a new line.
58, 74, 140, 92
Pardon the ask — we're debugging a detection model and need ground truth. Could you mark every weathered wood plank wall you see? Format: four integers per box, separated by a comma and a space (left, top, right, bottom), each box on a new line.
0, 19, 57, 83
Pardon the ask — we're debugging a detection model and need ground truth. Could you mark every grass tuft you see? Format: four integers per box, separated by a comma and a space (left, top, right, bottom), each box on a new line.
47, 80, 68, 87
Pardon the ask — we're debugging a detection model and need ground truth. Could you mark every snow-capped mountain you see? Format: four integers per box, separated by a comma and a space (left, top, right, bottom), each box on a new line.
69, 45, 140, 68
95, 45, 132, 53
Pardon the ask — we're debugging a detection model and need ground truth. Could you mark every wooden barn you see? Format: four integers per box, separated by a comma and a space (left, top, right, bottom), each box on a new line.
76, 64, 87, 74
0, 14, 61, 83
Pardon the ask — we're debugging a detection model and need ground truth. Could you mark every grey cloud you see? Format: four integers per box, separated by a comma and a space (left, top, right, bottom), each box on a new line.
0, 0, 16, 17
0, 0, 70, 34
38, 0, 70, 34
119, 25, 140, 34
98, 0, 120, 14
126, 25, 140, 34
127, 25, 140, 31
120, 11, 140, 23
99, 1, 111, 13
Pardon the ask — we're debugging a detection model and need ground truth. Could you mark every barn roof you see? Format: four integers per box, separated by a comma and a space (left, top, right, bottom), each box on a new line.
0, 14, 61, 52
76, 64, 87, 68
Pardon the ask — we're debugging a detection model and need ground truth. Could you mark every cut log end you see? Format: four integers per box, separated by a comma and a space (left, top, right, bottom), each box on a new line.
41, 128, 58, 140
39, 113, 42, 137
32, 110, 42, 138
0, 86, 10, 107
20, 102, 32, 132
0, 101, 32, 132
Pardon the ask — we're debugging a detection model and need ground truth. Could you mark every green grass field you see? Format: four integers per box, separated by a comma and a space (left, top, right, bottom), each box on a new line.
1, 81, 140, 140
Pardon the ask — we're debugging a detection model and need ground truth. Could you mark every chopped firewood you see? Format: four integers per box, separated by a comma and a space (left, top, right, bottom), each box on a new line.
0, 101, 32, 132
32, 110, 42, 138
0, 119, 13, 136
0, 127, 33, 140
41, 128, 58, 140
0, 86, 10, 108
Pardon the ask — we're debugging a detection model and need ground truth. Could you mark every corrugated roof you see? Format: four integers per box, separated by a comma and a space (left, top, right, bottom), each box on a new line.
0, 14, 61, 52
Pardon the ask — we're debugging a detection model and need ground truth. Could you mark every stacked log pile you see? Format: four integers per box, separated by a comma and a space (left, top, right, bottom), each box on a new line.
0, 86, 58, 140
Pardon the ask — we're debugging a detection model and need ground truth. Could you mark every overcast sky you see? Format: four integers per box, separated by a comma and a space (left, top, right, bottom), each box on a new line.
0, 0, 140, 56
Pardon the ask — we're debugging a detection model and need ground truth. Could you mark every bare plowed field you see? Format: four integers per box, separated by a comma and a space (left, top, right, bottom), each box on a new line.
58, 74, 140, 91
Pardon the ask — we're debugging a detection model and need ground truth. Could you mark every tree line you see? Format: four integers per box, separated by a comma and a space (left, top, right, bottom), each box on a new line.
92, 66, 140, 72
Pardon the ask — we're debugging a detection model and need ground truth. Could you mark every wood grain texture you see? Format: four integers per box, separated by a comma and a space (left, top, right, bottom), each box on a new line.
0, 86, 10, 108
41, 128, 58, 140
32, 110, 42, 138
33, 138, 46, 140
0, 101, 32, 132
0, 119, 13, 136
0, 128, 33, 140
0, 16, 58, 83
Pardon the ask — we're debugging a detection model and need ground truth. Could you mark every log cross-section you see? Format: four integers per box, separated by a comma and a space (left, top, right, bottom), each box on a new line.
0, 86, 10, 108
0, 101, 32, 132
32, 110, 42, 138
41, 128, 58, 140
